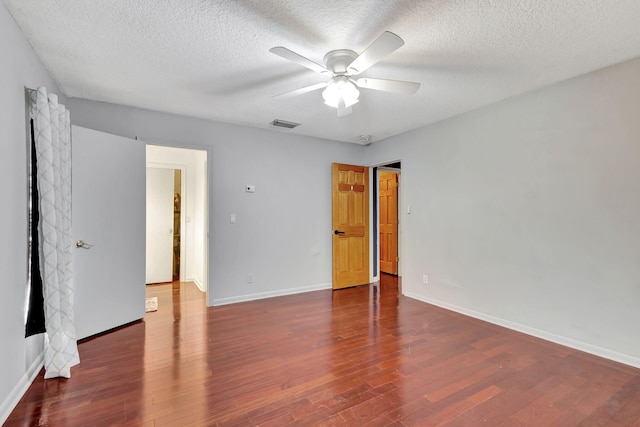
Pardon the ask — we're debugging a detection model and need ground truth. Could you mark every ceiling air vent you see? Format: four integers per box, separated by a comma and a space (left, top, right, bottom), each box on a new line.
270, 119, 300, 129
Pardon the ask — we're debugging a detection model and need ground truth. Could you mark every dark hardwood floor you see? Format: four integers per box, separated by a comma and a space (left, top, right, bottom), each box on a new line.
6, 275, 640, 426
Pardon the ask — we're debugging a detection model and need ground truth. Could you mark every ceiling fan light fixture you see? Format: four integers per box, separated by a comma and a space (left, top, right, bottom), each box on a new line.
322, 76, 360, 109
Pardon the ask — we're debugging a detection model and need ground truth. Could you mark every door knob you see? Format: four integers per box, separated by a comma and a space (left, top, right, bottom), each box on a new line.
334, 230, 345, 235
75, 240, 94, 249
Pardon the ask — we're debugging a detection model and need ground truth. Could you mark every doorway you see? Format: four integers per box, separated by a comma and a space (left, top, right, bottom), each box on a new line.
373, 162, 401, 281
146, 145, 208, 292
379, 170, 399, 275
146, 166, 183, 284
172, 169, 182, 281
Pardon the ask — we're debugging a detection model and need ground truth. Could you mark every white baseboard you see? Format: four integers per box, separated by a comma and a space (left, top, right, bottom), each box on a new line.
0, 350, 44, 425
212, 282, 332, 306
187, 277, 205, 292
404, 291, 640, 370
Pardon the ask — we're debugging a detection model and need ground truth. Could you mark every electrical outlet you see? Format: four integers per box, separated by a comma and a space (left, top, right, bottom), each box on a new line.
422, 274, 428, 285
247, 274, 253, 283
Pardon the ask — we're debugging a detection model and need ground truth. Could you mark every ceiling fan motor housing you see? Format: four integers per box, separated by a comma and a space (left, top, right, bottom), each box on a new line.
323, 49, 358, 74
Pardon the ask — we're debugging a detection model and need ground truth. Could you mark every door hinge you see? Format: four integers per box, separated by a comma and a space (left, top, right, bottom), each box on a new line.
396, 256, 399, 262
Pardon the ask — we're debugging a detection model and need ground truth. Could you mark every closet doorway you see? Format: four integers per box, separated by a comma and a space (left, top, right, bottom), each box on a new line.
379, 169, 399, 275
373, 161, 401, 281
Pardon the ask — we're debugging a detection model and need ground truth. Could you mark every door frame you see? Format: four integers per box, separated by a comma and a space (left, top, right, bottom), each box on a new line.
146, 162, 187, 282
370, 161, 402, 284
141, 140, 210, 299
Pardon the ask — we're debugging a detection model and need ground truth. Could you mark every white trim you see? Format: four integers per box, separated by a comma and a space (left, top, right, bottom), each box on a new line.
188, 276, 205, 292
404, 291, 640, 369
212, 283, 332, 306
0, 350, 44, 425
202, 157, 209, 298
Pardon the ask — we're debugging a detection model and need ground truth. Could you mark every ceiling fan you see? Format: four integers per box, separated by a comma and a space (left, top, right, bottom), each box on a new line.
270, 31, 420, 117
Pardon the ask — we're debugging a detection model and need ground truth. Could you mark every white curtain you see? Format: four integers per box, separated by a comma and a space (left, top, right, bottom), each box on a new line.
31, 87, 80, 378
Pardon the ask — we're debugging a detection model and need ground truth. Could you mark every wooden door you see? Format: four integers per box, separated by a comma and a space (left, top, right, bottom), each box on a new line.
72, 126, 146, 339
379, 171, 398, 275
332, 163, 369, 289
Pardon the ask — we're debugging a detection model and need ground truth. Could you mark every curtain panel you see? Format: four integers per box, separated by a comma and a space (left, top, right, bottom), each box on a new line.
29, 87, 79, 378
25, 119, 46, 337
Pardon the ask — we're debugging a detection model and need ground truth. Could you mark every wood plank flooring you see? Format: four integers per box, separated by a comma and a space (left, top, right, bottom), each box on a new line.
6, 275, 640, 426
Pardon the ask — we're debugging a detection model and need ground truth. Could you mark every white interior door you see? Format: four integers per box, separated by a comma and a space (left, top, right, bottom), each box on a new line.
145, 167, 174, 284
72, 126, 145, 340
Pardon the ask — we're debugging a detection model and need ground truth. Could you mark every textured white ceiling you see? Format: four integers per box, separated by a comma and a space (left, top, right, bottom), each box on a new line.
5, 0, 640, 144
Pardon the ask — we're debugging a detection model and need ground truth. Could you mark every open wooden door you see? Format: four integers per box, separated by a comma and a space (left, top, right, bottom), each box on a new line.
379, 171, 398, 275
72, 126, 146, 340
332, 163, 369, 289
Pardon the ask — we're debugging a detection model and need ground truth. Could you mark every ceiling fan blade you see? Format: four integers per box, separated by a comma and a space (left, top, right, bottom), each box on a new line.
355, 78, 420, 95
272, 82, 328, 99
269, 47, 330, 74
346, 31, 404, 75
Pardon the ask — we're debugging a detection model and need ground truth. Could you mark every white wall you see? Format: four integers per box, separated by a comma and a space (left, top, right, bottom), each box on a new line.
366, 57, 640, 367
146, 145, 207, 289
0, 2, 65, 423
66, 98, 365, 305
